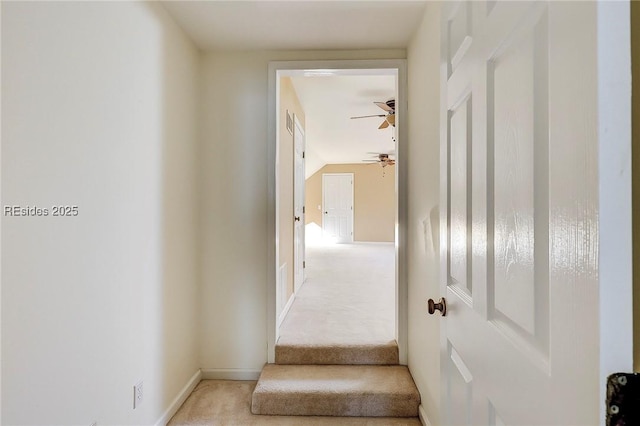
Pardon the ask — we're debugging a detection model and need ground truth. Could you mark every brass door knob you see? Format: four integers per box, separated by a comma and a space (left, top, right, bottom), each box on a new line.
427, 298, 447, 316
294, 216, 301, 222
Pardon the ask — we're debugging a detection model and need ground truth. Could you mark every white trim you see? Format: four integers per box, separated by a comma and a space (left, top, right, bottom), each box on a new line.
418, 404, 433, 426
597, 1, 633, 424
268, 59, 408, 365
154, 369, 202, 426
277, 292, 296, 329
201, 368, 262, 381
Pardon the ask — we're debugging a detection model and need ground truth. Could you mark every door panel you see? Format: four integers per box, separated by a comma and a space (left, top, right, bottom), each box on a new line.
440, 2, 598, 425
449, 96, 472, 297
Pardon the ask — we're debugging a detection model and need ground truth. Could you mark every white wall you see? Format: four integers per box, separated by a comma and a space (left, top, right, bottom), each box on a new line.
199, 49, 405, 373
406, 3, 442, 425
2, 2, 201, 425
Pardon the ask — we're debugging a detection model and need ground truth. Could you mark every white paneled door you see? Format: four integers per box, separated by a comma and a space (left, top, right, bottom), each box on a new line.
293, 117, 305, 292
322, 173, 353, 243
440, 2, 600, 425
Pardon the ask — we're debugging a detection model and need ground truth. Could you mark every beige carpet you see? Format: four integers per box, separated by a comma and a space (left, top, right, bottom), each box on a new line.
168, 380, 421, 425
251, 365, 420, 417
276, 243, 396, 365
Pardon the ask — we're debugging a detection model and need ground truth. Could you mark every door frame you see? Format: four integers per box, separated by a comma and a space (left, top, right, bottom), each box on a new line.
322, 173, 354, 243
267, 59, 408, 364
596, 1, 633, 420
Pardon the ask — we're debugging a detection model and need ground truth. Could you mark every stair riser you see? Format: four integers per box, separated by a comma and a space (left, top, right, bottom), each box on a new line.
251, 393, 419, 417
275, 345, 399, 365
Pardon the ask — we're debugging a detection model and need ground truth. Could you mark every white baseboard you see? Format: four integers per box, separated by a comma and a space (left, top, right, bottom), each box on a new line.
418, 404, 433, 426
277, 292, 296, 328
201, 368, 262, 381
155, 369, 202, 426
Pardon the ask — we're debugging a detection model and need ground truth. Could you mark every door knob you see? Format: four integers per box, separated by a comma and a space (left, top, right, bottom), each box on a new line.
294, 216, 300, 222
427, 298, 447, 316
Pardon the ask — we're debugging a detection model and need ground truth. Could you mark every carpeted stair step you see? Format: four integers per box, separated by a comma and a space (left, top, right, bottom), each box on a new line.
275, 341, 399, 365
251, 364, 420, 417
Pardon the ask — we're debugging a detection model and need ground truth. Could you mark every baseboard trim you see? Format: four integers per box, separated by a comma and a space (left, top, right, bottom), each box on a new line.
418, 404, 433, 426
277, 292, 296, 328
155, 369, 202, 426
201, 368, 262, 381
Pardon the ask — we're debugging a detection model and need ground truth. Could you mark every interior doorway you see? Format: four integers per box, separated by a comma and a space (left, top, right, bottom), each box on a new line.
322, 173, 354, 243
267, 60, 408, 364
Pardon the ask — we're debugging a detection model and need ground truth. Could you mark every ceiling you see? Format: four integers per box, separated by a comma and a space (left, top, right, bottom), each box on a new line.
161, 1, 428, 51
161, 1, 423, 177
289, 74, 396, 178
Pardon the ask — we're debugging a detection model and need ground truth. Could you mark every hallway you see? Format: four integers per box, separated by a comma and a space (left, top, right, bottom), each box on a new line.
277, 242, 396, 363
168, 242, 418, 425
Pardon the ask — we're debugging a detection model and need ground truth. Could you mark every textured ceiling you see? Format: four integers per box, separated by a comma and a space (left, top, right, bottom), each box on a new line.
161, 1, 427, 51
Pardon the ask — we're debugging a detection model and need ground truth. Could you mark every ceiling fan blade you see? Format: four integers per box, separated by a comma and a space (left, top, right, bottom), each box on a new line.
378, 120, 390, 129
374, 101, 394, 112
366, 152, 395, 156
386, 114, 396, 126
350, 114, 386, 119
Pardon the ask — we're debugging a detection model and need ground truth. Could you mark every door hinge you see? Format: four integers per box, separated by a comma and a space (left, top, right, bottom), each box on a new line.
303, 261, 306, 268
303, 206, 305, 214
303, 151, 305, 159
607, 373, 640, 425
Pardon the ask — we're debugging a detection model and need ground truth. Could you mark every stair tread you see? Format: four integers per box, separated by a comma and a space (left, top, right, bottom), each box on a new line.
251, 364, 420, 417
255, 364, 417, 394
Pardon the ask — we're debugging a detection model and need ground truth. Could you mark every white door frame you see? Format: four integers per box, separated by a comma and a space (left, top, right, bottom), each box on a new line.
322, 173, 354, 243
596, 1, 633, 421
267, 59, 408, 364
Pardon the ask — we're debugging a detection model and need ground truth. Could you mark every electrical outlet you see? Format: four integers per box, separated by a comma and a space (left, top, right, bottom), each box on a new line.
133, 381, 143, 409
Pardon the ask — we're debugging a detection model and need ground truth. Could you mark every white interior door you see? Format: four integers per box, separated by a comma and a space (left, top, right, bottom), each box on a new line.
322, 173, 353, 243
439, 2, 600, 424
293, 117, 305, 292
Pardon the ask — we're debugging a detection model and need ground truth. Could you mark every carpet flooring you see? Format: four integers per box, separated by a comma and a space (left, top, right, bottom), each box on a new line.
251, 364, 420, 417
276, 242, 396, 365
168, 380, 421, 426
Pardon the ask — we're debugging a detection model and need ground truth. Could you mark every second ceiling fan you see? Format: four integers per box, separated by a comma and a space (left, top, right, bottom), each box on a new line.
350, 99, 395, 129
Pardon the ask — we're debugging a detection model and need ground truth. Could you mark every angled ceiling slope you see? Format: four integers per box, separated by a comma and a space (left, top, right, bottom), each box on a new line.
290, 74, 396, 179
161, 1, 428, 51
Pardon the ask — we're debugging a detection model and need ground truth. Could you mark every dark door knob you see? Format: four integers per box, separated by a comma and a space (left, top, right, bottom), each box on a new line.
427, 298, 447, 316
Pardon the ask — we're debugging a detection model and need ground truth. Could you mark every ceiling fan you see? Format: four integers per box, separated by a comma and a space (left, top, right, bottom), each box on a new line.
351, 99, 395, 129
362, 153, 396, 167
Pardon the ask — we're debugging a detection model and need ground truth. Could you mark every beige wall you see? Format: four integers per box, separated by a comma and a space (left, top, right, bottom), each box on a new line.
406, 3, 442, 424
632, 0, 640, 372
2, 2, 201, 424
199, 49, 406, 372
306, 163, 396, 242
279, 78, 305, 301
